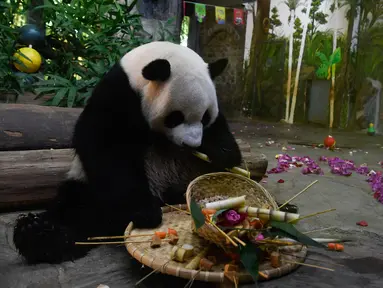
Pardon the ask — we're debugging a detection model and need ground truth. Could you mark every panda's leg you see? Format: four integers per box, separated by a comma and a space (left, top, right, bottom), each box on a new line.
74, 142, 164, 230
199, 111, 242, 170
13, 179, 94, 264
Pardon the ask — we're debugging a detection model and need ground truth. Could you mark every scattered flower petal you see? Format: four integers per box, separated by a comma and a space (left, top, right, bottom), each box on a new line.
277, 179, 285, 183
356, 220, 368, 227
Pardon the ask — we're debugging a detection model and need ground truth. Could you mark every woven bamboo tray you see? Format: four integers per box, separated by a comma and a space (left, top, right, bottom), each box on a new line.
125, 205, 308, 284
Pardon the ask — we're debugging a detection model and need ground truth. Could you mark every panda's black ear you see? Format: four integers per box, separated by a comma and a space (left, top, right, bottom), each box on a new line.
142, 59, 171, 81
208, 58, 228, 80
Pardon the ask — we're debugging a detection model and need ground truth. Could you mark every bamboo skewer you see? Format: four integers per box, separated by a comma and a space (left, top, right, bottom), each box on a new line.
258, 271, 269, 279
194, 151, 250, 178
280, 252, 345, 267
291, 208, 336, 223
88, 234, 154, 240
278, 180, 319, 210
76, 238, 176, 245
183, 269, 201, 288
164, 203, 191, 215
135, 260, 171, 286
208, 220, 238, 247
233, 276, 238, 288
284, 260, 335, 272
233, 236, 246, 246
303, 226, 336, 234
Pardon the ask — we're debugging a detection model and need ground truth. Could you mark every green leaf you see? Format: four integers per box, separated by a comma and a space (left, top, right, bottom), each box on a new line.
315, 51, 329, 66
34, 87, 62, 95
189, 199, 206, 229
316, 64, 328, 79
239, 243, 260, 284
212, 209, 228, 223
67, 86, 77, 108
330, 47, 342, 65
270, 220, 325, 248
51, 88, 69, 106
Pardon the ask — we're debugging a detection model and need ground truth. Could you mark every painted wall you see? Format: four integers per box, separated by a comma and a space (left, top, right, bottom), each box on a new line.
244, 0, 349, 60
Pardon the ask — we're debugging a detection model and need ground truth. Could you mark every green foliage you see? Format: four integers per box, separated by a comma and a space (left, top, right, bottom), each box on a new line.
157, 17, 178, 43
315, 47, 341, 79
308, 0, 328, 38
0, 0, 29, 100
30, 0, 148, 107
269, 6, 282, 38
269, 220, 325, 248
189, 199, 206, 229
293, 17, 303, 63
239, 243, 261, 284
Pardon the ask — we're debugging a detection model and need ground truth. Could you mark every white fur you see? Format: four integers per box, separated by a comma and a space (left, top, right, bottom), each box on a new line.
67, 41, 221, 184
66, 154, 86, 181
119, 41, 219, 147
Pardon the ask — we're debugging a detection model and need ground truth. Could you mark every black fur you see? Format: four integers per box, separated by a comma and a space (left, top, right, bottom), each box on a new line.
208, 58, 228, 80
13, 60, 241, 265
142, 59, 171, 81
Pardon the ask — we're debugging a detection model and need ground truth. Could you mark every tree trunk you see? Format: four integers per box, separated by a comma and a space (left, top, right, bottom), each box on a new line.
243, 0, 271, 116
285, 10, 295, 121
335, 1, 358, 129
329, 0, 339, 129
287, 0, 312, 124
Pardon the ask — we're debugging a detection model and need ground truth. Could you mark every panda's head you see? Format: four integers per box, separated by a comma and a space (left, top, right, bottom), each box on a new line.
120, 41, 228, 148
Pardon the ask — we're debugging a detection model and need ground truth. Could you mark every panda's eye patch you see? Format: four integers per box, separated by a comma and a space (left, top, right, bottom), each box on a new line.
164, 111, 185, 128
202, 110, 211, 126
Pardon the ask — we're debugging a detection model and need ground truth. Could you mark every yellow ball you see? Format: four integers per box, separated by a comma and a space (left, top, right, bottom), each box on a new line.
13, 47, 42, 73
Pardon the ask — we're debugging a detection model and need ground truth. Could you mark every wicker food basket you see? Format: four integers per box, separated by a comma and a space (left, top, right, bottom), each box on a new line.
185, 172, 278, 252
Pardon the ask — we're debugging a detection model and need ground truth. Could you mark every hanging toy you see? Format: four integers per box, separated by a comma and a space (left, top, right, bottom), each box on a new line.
18, 24, 45, 48
324, 135, 336, 149
13, 46, 42, 73
367, 123, 376, 136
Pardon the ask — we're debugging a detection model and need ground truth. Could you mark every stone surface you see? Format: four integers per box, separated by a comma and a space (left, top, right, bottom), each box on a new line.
2, 121, 383, 287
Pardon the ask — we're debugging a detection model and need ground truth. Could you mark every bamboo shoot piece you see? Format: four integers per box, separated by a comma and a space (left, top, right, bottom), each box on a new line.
193, 152, 250, 178
205, 195, 246, 210
238, 206, 300, 223
185, 247, 209, 270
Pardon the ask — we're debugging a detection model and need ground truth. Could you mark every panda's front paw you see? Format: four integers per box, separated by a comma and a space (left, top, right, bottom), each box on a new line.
132, 202, 163, 228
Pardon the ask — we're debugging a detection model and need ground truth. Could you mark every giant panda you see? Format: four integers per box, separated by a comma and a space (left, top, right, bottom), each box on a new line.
13, 41, 243, 265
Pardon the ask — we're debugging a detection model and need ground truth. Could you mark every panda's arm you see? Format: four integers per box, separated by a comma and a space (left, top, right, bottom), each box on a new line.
199, 111, 242, 169
70, 64, 162, 228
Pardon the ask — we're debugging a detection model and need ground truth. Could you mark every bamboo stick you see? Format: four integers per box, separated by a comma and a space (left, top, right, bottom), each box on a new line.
278, 180, 319, 210
291, 208, 336, 223
164, 203, 191, 215
209, 220, 238, 247
88, 234, 153, 240
233, 236, 246, 246
193, 152, 250, 178
284, 260, 335, 272
303, 226, 336, 234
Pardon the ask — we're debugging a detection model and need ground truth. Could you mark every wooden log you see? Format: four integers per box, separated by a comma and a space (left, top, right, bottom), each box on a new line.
0, 103, 81, 151
0, 148, 267, 213
0, 104, 252, 152
0, 149, 75, 212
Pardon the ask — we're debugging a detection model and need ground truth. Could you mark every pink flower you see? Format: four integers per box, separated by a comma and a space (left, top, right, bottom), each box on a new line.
255, 234, 264, 241
224, 210, 241, 225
